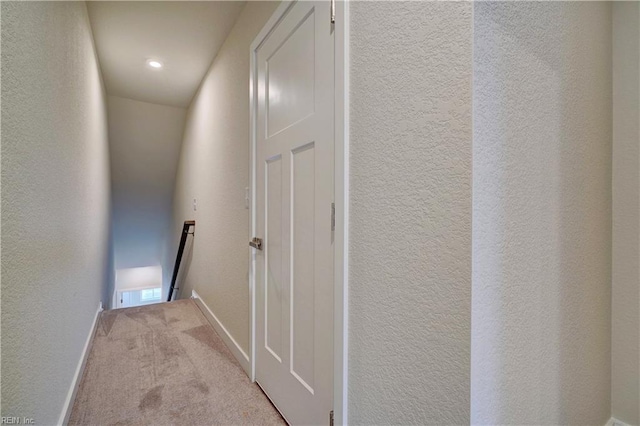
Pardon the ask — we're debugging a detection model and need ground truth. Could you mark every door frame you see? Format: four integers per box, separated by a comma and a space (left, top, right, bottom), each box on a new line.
248, 1, 349, 424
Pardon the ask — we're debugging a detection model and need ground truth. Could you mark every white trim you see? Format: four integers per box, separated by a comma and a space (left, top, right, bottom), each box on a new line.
191, 290, 251, 376
249, 1, 349, 423
249, 26, 256, 383
606, 418, 634, 426
58, 301, 103, 426
333, 1, 349, 424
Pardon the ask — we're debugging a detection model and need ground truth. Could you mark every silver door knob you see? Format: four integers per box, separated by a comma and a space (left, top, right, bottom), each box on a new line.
249, 237, 263, 250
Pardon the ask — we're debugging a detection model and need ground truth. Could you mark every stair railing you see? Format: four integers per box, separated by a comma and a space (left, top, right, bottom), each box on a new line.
167, 220, 195, 302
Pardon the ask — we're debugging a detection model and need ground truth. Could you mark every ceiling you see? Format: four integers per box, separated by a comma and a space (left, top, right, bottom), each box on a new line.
87, 1, 246, 108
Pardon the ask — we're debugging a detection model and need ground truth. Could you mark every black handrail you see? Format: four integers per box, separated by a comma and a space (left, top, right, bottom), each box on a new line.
167, 220, 195, 302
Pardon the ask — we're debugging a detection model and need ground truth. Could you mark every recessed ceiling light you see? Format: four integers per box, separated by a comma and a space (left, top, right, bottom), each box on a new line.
147, 60, 163, 69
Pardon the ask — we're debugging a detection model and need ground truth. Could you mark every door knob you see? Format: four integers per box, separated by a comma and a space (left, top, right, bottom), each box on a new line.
249, 237, 263, 250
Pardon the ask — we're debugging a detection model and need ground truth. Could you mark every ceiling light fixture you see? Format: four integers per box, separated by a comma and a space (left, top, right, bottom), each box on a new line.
147, 60, 163, 69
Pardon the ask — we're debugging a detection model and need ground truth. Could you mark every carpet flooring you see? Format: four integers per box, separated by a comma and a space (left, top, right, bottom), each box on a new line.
69, 299, 286, 425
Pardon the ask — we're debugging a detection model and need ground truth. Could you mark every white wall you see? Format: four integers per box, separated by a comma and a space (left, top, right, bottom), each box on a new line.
612, 2, 640, 424
108, 95, 186, 297
472, 2, 612, 424
172, 1, 279, 357
1, 2, 111, 423
116, 266, 163, 292
348, 2, 473, 424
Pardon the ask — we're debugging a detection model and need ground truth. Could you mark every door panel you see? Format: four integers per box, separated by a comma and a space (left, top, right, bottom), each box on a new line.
266, 155, 284, 362
255, 1, 334, 424
266, 10, 315, 137
291, 142, 316, 392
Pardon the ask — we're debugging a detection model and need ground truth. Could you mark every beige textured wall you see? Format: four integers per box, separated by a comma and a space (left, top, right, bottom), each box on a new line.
1, 2, 111, 423
172, 1, 279, 356
612, 2, 640, 425
472, 2, 612, 424
348, 2, 473, 424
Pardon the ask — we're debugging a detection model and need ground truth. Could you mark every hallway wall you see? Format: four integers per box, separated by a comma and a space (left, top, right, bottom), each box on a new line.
348, 2, 473, 424
1, 2, 111, 424
172, 1, 279, 359
108, 95, 186, 299
472, 2, 612, 424
612, 2, 640, 424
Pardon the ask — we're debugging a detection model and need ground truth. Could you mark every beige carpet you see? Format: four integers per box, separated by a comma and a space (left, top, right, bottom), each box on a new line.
69, 299, 285, 426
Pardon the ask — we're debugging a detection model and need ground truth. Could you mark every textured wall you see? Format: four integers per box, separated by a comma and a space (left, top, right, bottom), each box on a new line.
348, 2, 472, 424
1, 2, 111, 423
108, 95, 186, 298
612, 2, 640, 424
472, 2, 612, 424
172, 1, 279, 356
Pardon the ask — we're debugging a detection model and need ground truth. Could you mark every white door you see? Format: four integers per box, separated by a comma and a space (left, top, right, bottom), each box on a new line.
254, 1, 334, 424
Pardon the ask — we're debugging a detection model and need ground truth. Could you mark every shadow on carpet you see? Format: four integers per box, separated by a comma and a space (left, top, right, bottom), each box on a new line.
69, 299, 285, 425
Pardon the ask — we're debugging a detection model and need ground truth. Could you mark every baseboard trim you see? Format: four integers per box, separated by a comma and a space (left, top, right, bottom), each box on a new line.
58, 301, 103, 425
606, 417, 634, 426
191, 290, 251, 377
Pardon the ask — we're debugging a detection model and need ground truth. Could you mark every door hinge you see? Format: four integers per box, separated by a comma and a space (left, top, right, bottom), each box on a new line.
330, 0, 335, 24
331, 202, 336, 232
329, 410, 334, 426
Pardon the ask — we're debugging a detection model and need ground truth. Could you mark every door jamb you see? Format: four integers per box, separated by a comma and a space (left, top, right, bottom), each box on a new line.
248, 1, 349, 424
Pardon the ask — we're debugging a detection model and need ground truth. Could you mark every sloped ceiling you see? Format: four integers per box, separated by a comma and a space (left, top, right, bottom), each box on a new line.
87, 1, 246, 107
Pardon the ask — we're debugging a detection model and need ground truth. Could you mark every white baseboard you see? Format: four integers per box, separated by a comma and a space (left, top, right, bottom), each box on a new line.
58, 301, 103, 425
606, 417, 634, 426
191, 290, 251, 377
